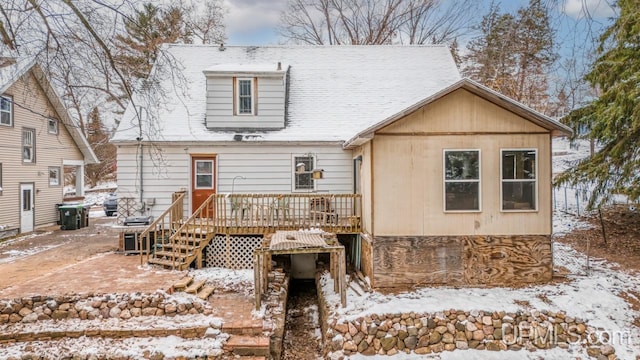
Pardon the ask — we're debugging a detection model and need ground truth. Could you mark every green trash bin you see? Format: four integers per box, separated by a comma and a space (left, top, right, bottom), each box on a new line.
59, 204, 83, 230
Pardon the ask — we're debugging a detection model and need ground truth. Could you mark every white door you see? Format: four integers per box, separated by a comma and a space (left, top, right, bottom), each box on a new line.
20, 183, 34, 233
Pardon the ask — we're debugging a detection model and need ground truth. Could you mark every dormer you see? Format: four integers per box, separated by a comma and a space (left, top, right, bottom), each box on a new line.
203, 63, 288, 130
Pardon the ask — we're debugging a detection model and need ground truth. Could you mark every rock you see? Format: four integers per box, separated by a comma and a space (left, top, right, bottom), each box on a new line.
430, 343, 444, 353
503, 315, 514, 323
109, 307, 121, 318
434, 325, 447, 334
142, 308, 156, 316
576, 323, 586, 335
344, 341, 357, 352
587, 347, 601, 357
361, 346, 376, 356
334, 323, 349, 334
455, 341, 468, 350
414, 347, 431, 355
600, 344, 615, 356
417, 335, 430, 348
466, 322, 477, 332
22, 313, 38, 323
380, 336, 397, 351
493, 328, 502, 340
404, 336, 417, 350
164, 304, 177, 314
18, 308, 33, 317
386, 348, 398, 355
482, 316, 492, 326
429, 331, 441, 344
373, 338, 381, 351
353, 332, 365, 345
442, 333, 454, 344
119, 309, 132, 320
51, 310, 68, 320
455, 322, 466, 331
486, 341, 501, 351
444, 343, 456, 351
348, 323, 358, 336
59, 303, 71, 311
357, 340, 369, 353
472, 330, 484, 341
130, 308, 142, 317
331, 335, 344, 351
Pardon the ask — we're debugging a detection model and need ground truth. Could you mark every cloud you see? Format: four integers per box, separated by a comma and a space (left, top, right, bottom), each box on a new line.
224, 0, 287, 35
562, 0, 615, 19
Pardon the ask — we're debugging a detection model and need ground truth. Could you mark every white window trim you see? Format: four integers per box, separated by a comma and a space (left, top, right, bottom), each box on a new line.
0, 163, 3, 195
235, 78, 255, 116
500, 148, 539, 212
0, 95, 12, 127
291, 154, 317, 193
22, 128, 35, 163
49, 166, 61, 186
443, 149, 482, 213
194, 159, 215, 190
48, 118, 59, 135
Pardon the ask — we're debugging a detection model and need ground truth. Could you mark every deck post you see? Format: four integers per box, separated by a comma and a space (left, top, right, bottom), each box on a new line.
339, 247, 346, 307
253, 250, 261, 311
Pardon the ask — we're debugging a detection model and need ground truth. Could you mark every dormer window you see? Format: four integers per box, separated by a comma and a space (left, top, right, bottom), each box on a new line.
236, 78, 255, 115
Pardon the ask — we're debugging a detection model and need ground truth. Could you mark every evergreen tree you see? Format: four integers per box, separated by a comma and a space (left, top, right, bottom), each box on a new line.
114, 3, 191, 81
556, 0, 640, 206
85, 108, 117, 188
463, 1, 556, 113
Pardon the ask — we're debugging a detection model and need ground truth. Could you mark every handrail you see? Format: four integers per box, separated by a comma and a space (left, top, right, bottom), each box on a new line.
139, 191, 186, 265
210, 193, 362, 233
167, 192, 217, 269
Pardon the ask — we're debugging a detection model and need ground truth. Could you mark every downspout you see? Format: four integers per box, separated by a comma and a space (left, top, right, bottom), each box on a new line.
137, 137, 144, 213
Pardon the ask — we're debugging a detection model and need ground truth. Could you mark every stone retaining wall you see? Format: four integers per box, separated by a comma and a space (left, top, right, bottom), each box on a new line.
325, 310, 617, 359
0, 292, 212, 324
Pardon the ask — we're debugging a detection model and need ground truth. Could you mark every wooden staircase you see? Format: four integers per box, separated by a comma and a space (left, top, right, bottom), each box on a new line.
139, 192, 218, 270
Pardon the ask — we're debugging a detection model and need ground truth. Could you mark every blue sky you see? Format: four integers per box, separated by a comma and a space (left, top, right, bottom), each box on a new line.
223, 0, 616, 46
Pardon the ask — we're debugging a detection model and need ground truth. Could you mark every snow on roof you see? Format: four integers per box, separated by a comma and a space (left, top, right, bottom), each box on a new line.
112, 45, 461, 143
0, 57, 36, 94
204, 63, 288, 74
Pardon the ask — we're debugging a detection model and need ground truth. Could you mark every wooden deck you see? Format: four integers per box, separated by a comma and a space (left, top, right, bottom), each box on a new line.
208, 193, 362, 234
139, 193, 361, 270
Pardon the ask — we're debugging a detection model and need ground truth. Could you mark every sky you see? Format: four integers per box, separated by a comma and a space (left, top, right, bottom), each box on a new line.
223, 0, 616, 46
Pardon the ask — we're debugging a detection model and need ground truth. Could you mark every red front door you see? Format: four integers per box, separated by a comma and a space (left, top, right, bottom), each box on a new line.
191, 155, 216, 214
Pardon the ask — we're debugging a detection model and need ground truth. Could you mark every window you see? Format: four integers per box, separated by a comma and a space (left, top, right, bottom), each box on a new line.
501, 149, 537, 211
48, 118, 59, 134
236, 78, 254, 115
444, 150, 480, 211
22, 128, 35, 163
294, 155, 315, 191
49, 167, 61, 186
195, 160, 214, 189
0, 95, 12, 126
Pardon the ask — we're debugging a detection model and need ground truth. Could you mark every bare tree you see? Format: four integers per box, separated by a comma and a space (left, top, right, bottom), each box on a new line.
278, 0, 477, 45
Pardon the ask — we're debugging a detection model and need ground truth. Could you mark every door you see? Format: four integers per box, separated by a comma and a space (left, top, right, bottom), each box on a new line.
20, 183, 34, 233
191, 155, 216, 214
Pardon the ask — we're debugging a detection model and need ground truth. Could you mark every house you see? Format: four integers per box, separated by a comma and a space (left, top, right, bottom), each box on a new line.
0, 57, 98, 239
112, 45, 571, 288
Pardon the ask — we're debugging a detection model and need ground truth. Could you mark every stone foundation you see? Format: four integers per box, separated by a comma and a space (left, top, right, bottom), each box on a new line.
326, 310, 617, 359
0, 292, 212, 324
371, 235, 552, 288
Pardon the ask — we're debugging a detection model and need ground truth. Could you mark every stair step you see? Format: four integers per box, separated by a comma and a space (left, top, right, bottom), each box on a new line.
173, 276, 193, 291
161, 243, 198, 251
154, 250, 192, 259
197, 286, 215, 300
185, 279, 206, 294
224, 335, 270, 357
148, 257, 186, 268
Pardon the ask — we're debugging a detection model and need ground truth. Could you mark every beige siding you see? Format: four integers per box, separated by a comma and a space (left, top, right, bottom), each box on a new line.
0, 72, 83, 230
117, 143, 354, 219
205, 76, 285, 129
366, 90, 552, 237
380, 89, 547, 134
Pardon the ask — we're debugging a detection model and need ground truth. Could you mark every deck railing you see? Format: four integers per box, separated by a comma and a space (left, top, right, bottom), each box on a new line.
211, 193, 362, 234
139, 191, 186, 265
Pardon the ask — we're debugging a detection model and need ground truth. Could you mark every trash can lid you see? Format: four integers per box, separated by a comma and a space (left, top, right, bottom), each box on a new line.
59, 204, 84, 209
